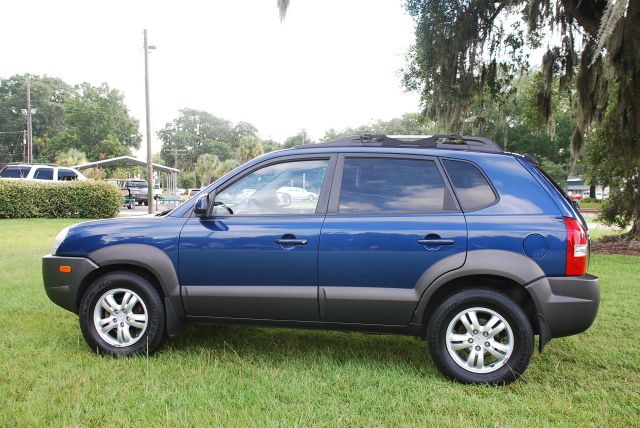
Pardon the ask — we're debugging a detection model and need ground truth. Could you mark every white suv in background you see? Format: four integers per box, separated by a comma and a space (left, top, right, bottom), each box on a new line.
277, 186, 318, 201
0, 164, 87, 181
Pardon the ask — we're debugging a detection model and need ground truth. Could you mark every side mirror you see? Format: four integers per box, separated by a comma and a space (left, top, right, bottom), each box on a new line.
194, 194, 209, 218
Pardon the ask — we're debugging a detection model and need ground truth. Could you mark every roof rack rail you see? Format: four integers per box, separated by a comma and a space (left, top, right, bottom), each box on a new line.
295, 134, 503, 153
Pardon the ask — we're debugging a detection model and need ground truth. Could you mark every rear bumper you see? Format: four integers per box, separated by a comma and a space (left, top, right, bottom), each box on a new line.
526, 274, 600, 346
42, 254, 99, 313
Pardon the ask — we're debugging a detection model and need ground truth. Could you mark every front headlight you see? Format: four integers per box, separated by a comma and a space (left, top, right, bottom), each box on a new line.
51, 226, 70, 255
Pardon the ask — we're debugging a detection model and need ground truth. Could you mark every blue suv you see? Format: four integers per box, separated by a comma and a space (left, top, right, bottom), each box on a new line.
43, 134, 599, 384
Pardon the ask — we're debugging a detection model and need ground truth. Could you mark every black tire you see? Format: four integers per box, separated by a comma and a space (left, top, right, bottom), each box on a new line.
79, 271, 166, 356
426, 288, 533, 385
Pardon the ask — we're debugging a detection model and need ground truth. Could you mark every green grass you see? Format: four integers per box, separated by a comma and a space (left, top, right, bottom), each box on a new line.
580, 200, 603, 210
1, 219, 639, 426
589, 228, 626, 241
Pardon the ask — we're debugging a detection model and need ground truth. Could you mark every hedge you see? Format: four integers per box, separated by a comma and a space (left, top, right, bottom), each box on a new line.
0, 180, 122, 219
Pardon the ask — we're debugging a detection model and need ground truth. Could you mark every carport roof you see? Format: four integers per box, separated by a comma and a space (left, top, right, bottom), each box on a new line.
74, 156, 179, 173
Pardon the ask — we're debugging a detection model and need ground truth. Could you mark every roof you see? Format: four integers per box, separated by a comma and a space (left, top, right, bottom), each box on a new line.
1, 163, 59, 168
292, 134, 503, 154
73, 156, 179, 174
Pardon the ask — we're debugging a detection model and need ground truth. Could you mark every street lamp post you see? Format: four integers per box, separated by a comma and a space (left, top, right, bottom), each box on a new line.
143, 29, 156, 214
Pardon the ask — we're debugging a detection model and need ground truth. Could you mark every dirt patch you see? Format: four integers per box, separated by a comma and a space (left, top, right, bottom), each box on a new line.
591, 235, 640, 256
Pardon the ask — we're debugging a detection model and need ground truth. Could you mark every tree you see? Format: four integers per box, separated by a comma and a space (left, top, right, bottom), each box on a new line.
0, 74, 71, 163
0, 75, 140, 163
55, 148, 88, 167
320, 113, 435, 141
403, 0, 640, 237
237, 136, 264, 163
217, 159, 241, 178
283, 129, 312, 148
45, 82, 141, 161
195, 153, 222, 187
233, 121, 259, 141
158, 109, 236, 169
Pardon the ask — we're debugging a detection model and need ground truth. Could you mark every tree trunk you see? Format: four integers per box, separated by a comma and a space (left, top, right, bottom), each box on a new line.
589, 184, 596, 199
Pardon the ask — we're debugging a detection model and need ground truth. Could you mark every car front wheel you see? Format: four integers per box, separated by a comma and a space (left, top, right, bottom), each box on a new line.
79, 271, 166, 356
426, 288, 533, 385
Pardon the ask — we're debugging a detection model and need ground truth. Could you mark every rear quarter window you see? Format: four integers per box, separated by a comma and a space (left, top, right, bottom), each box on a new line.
442, 159, 497, 211
57, 169, 78, 181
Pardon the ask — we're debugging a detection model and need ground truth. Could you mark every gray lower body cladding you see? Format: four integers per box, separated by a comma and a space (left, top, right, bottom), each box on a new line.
526, 274, 600, 341
43, 254, 600, 345
42, 254, 99, 313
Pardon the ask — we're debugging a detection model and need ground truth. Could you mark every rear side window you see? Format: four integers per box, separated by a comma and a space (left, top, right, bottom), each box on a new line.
57, 169, 78, 181
442, 159, 496, 211
0, 166, 31, 178
33, 168, 54, 180
338, 157, 447, 214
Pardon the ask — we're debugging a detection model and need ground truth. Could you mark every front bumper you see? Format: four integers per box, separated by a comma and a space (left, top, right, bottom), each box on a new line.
526, 274, 600, 348
42, 254, 99, 313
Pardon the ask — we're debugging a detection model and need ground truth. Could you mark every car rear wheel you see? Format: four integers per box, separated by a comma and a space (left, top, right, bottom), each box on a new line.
79, 271, 166, 356
426, 288, 533, 384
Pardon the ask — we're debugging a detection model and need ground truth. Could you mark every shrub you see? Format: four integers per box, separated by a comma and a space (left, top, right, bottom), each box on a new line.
0, 180, 122, 219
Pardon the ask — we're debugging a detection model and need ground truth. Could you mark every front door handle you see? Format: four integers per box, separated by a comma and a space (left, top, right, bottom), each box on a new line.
417, 238, 455, 246
274, 239, 308, 246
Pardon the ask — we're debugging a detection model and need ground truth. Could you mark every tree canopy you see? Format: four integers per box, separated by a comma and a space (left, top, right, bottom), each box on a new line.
403, 0, 640, 236
0, 74, 140, 164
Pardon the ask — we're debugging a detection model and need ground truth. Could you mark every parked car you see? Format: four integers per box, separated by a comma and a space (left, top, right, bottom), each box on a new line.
567, 191, 583, 202
120, 179, 149, 205
180, 188, 202, 200
277, 186, 318, 203
43, 134, 599, 385
153, 183, 163, 200
0, 163, 87, 181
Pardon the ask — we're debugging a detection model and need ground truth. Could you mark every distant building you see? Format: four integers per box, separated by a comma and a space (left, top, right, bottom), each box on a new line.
566, 176, 609, 200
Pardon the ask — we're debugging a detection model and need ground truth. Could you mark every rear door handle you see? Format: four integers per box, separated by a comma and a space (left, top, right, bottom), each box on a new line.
274, 239, 308, 246
417, 238, 455, 246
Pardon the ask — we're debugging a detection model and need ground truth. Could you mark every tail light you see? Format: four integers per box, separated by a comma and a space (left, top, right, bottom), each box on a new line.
564, 216, 588, 276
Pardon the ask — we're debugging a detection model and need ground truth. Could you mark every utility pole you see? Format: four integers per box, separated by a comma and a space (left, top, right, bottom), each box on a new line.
23, 80, 34, 163
171, 147, 187, 169
22, 130, 27, 163
143, 30, 156, 214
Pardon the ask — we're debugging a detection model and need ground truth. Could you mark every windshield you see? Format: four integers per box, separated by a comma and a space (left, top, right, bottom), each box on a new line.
127, 181, 147, 188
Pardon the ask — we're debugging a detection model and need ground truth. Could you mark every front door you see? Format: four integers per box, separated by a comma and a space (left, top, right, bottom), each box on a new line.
318, 155, 467, 325
179, 157, 333, 321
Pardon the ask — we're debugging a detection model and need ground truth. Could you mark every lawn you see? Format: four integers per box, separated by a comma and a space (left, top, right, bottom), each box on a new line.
1, 219, 639, 426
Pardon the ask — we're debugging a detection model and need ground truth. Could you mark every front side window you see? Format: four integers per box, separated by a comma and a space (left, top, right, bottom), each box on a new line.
338, 157, 447, 214
214, 159, 328, 215
33, 168, 54, 180
57, 169, 78, 181
0, 166, 31, 178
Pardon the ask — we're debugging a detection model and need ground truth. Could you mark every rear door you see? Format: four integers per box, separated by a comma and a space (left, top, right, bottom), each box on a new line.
318, 154, 467, 325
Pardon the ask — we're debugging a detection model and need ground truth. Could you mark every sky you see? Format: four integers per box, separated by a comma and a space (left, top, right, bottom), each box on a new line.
0, 0, 421, 159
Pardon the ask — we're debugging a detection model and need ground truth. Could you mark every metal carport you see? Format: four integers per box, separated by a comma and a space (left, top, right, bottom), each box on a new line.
74, 156, 179, 193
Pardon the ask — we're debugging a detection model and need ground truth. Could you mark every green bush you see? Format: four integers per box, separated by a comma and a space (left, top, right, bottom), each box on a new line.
0, 180, 122, 219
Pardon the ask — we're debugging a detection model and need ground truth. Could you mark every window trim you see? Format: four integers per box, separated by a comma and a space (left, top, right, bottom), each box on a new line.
440, 157, 500, 212
198, 154, 338, 219
326, 153, 461, 216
